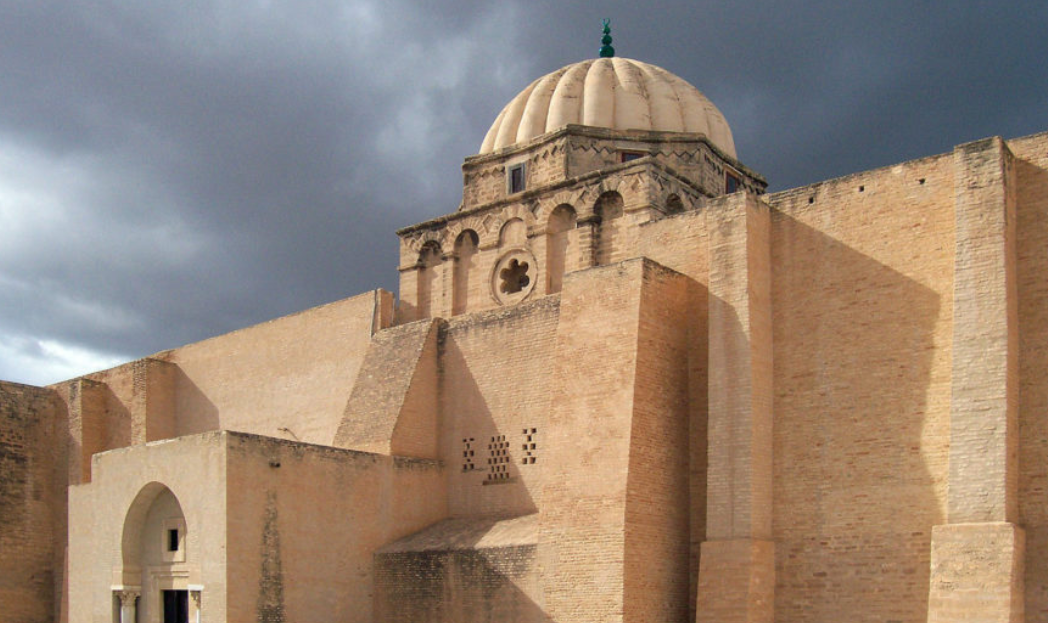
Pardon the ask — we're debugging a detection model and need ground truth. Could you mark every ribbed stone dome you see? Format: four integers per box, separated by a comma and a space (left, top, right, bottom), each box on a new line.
479, 57, 736, 158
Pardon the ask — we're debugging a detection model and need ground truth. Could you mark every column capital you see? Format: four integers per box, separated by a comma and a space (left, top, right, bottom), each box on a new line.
113, 587, 140, 607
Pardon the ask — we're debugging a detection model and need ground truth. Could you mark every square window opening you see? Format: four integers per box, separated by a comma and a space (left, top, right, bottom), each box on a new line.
508, 164, 526, 194
726, 172, 741, 194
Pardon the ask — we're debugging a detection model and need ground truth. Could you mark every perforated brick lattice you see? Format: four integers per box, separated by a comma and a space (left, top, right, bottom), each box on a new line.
487, 435, 510, 480
521, 428, 537, 464
461, 438, 476, 471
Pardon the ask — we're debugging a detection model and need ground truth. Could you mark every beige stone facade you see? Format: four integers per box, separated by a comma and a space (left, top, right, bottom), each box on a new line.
2, 56, 1047, 623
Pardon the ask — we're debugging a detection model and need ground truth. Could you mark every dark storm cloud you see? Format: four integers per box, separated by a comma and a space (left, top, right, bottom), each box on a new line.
1, 0, 1045, 384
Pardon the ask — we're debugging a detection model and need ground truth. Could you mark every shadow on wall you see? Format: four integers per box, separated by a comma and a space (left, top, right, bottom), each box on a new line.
685, 280, 709, 623
371, 305, 558, 622
100, 384, 132, 449
172, 367, 219, 437
1016, 157, 1048, 623
770, 212, 944, 623
622, 272, 702, 623
439, 319, 543, 518
375, 517, 552, 623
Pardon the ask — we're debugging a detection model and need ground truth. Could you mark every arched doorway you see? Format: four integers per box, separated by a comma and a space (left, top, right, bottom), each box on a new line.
117, 483, 198, 623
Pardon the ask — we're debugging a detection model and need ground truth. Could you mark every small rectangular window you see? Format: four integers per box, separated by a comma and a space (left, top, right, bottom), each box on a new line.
508, 163, 526, 194
726, 172, 741, 193
161, 519, 186, 563
620, 151, 645, 163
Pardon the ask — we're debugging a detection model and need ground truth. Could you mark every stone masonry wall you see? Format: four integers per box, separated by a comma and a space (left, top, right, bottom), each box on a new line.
565, 133, 763, 196
335, 318, 440, 457
164, 289, 386, 445
54, 378, 105, 486
51, 358, 176, 485
51, 290, 387, 460
636, 208, 712, 617
1008, 130, 1048, 623
375, 515, 545, 623
461, 136, 569, 208
538, 259, 670, 623
0, 381, 58, 623
925, 137, 1023, 623
697, 192, 775, 623
443, 296, 560, 519
623, 263, 697, 623
636, 208, 710, 284
767, 153, 955, 623
461, 128, 763, 212
376, 546, 543, 623
225, 433, 446, 623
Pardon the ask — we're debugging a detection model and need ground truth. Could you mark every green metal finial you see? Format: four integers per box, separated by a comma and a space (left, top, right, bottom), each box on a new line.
599, 19, 615, 58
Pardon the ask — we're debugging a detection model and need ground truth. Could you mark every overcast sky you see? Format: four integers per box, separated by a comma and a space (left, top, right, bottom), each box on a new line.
1, 1, 1046, 386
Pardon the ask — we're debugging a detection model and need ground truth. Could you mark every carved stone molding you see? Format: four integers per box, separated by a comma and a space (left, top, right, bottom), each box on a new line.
490, 248, 538, 306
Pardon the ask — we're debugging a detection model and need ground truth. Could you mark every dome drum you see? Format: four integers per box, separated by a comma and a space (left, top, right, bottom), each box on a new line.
461, 124, 765, 212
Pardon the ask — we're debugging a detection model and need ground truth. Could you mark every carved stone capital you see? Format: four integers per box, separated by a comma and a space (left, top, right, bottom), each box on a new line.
116, 589, 140, 607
